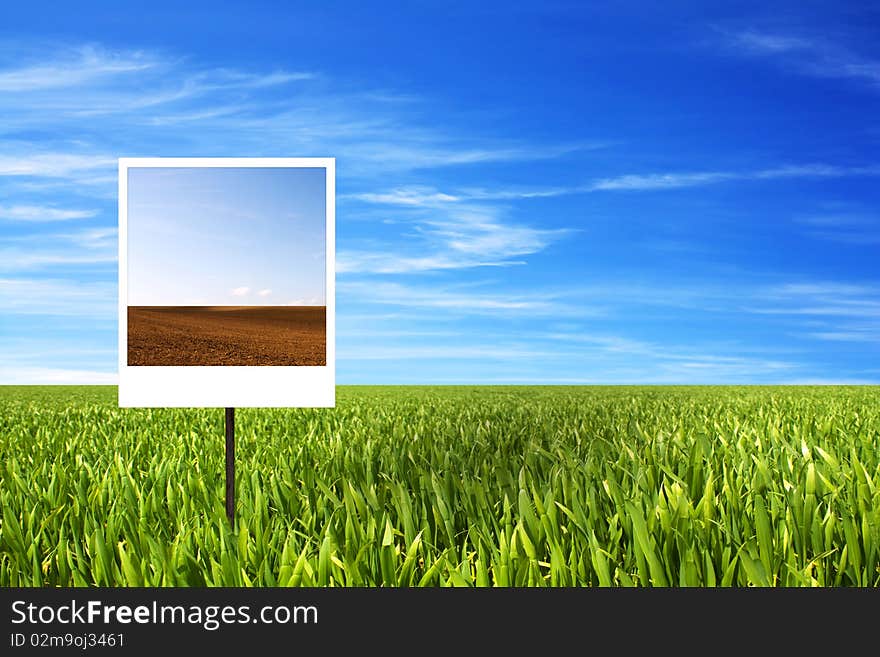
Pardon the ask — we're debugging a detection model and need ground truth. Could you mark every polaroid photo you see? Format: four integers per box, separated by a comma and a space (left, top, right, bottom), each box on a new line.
118, 157, 335, 407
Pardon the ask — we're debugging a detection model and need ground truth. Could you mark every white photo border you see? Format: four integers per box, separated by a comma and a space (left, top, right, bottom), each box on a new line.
118, 157, 335, 408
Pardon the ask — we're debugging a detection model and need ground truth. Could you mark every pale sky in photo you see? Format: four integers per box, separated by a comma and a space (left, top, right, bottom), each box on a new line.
126, 167, 326, 306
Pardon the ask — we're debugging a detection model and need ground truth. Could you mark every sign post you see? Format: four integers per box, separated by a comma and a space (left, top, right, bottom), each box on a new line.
118, 157, 335, 527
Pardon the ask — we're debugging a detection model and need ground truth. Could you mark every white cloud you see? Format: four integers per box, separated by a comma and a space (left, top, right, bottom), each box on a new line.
338, 280, 577, 315
754, 164, 854, 178
344, 183, 586, 206
0, 204, 98, 221
723, 30, 880, 88
729, 31, 812, 55
145, 104, 254, 126
0, 277, 115, 317
588, 164, 880, 192
760, 283, 880, 317
756, 305, 880, 319
338, 202, 571, 274
462, 186, 576, 200
0, 339, 115, 361
429, 211, 569, 257
337, 323, 805, 383
341, 142, 589, 171
807, 330, 879, 342
0, 45, 158, 92
346, 163, 880, 206
0, 248, 116, 271
796, 214, 869, 227
207, 69, 315, 89
345, 184, 582, 205
771, 282, 875, 297
337, 251, 523, 274
0, 44, 314, 112
0, 42, 583, 186
0, 227, 117, 273
347, 187, 461, 206
0, 152, 116, 178
231, 286, 250, 296
63, 226, 117, 250
589, 171, 734, 191
257, 288, 272, 297
542, 330, 797, 372
795, 213, 880, 246
338, 345, 556, 360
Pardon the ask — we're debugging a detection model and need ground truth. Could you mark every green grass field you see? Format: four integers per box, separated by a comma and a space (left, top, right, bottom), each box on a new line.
1, 385, 879, 586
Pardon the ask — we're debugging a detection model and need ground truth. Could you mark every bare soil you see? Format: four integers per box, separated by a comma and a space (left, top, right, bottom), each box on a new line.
127, 306, 326, 366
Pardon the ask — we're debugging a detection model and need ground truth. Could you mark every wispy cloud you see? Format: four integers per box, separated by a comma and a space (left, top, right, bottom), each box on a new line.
0, 337, 117, 386
0, 152, 116, 178
0, 339, 115, 363
0, 277, 115, 317
339, 203, 571, 274
1, 225, 115, 246
342, 184, 575, 207
0, 204, 98, 221
425, 209, 569, 258
0, 44, 158, 91
723, 29, 880, 88
0, 224, 117, 272
338, 345, 557, 360
347, 187, 462, 206
730, 31, 812, 54
63, 226, 117, 250
0, 43, 313, 112
543, 330, 796, 372
257, 289, 272, 297
347, 163, 880, 206
589, 164, 880, 191
338, 141, 594, 172
589, 171, 734, 191
806, 328, 880, 343
744, 282, 880, 321
795, 213, 880, 246
342, 165, 877, 277
339, 280, 577, 315
0, 41, 584, 190
338, 323, 803, 383
337, 252, 520, 274
0, 248, 116, 272
230, 286, 250, 296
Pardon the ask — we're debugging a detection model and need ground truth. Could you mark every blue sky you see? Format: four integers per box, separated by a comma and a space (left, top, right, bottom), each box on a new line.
1, 1, 878, 384
127, 167, 325, 306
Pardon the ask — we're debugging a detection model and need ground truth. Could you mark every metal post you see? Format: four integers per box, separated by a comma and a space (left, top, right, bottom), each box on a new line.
225, 407, 235, 526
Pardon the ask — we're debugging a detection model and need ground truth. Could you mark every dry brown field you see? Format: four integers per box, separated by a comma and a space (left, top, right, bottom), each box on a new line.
127, 306, 326, 366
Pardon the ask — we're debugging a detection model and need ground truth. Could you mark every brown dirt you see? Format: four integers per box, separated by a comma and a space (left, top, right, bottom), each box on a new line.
127, 306, 326, 366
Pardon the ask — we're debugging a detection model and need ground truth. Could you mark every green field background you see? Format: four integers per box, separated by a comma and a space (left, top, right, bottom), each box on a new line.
1, 385, 879, 586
